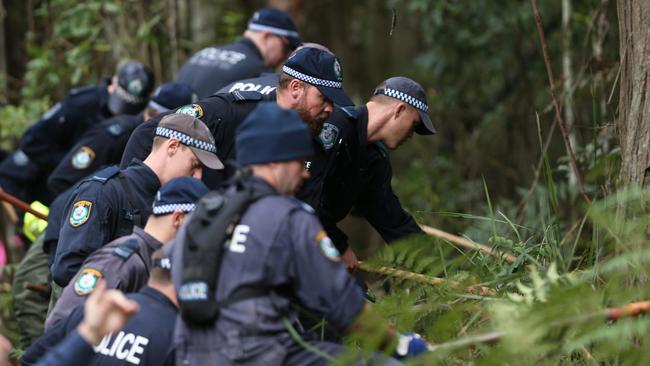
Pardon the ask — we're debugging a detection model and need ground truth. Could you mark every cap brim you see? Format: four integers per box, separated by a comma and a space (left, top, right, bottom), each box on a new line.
191, 147, 224, 170
415, 110, 436, 135
108, 93, 145, 115
316, 86, 354, 107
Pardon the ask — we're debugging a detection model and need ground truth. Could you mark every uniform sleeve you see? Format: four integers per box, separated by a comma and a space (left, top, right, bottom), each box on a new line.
19, 101, 69, 170
22, 306, 84, 366
355, 148, 423, 243
284, 209, 365, 332
52, 183, 112, 286
33, 329, 94, 366
48, 126, 113, 195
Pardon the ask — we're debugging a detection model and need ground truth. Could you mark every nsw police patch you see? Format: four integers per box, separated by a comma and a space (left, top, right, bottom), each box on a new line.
333, 59, 343, 81
176, 103, 204, 119
316, 231, 340, 261
319, 123, 339, 150
74, 268, 102, 296
69, 200, 93, 227
71, 146, 96, 170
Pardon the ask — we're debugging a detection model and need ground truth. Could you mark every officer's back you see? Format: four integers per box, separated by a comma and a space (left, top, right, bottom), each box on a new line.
176, 7, 300, 98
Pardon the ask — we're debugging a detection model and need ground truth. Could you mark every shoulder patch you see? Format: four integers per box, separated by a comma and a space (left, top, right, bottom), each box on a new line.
112, 239, 140, 261
340, 106, 359, 119
74, 268, 102, 296
176, 103, 204, 119
69, 200, 93, 227
106, 123, 125, 136
90, 165, 120, 183
316, 231, 340, 261
319, 123, 340, 150
231, 90, 263, 102
71, 146, 96, 170
12, 150, 30, 167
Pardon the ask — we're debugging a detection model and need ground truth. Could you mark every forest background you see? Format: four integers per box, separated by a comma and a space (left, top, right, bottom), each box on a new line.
0, 0, 649, 364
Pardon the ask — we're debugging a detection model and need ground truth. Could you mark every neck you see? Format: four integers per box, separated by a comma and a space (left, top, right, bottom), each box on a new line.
250, 165, 279, 191
143, 216, 174, 245
148, 282, 178, 307
365, 101, 389, 144
142, 154, 164, 185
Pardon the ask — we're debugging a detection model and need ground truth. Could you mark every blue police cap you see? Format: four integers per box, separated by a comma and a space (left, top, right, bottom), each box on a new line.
373, 77, 436, 135
108, 61, 155, 115
148, 82, 198, 113
236, 102, 314, 165
248, 8, 301, 50
152, 177, 209, 216
282, 48, 353, 107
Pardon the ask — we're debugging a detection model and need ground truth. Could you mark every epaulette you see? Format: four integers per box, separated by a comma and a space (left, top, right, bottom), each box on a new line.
89, 165, 120, 184
112, 239, 140, 261
288, 197, 315, 214
340, 106, 359, 119
230, 90, 263, 102
69, 85, 97, 96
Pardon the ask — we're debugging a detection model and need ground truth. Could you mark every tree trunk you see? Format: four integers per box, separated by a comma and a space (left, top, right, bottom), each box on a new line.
617, 1, 650, 188
562, 0, 578, 198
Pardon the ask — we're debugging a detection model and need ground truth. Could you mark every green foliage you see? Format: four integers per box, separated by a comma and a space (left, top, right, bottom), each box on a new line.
0, 98, 50, 147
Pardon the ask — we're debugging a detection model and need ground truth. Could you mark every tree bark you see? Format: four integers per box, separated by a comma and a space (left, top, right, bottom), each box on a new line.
617, 1, 650, 188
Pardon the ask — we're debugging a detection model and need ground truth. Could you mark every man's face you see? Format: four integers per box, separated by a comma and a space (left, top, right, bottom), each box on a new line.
382, 105, 421, 150
273, 160, 310, 195
294, 84, 334, 135
265, 34, 291, 68
167, 143, 203, 181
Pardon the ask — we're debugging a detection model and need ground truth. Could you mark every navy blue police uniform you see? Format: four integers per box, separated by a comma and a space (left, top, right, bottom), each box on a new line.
22, 286, 177, 366
120, 90, 275, 187
216, 71, 278, 96
48, 82, 197, 195
51, 161, 160, 287
47, 114, 142, 195
169, 104, 402, 365
0, 81, 112, 204
176, 8, 300, 98
298, 106, 423, 253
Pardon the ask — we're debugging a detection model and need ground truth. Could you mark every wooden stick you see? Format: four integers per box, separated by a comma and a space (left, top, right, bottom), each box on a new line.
0, 190, 48, 221
358, 261, 496, 296
419, 223, 518, 264
530, 0, 590, 204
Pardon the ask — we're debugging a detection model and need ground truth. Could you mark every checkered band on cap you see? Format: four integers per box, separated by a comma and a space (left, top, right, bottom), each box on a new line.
282, 66, 342, 89
153, 203, 196, 215
155, 127, 217, 154
375, 88, 429, 113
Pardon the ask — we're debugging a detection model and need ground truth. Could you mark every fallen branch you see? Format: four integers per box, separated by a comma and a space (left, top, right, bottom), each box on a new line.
358, 261, 496, 296
531, 0, 591, 204
419, 223, 518, 264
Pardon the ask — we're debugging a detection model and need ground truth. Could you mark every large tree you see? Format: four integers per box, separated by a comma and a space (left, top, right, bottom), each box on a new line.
617, 1, 650, 187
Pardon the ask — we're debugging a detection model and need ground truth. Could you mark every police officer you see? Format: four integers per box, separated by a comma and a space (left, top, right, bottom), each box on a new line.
45, 177, 207, 330
52, 114, 221, 287
177, 7, 301, 98
121, 47, 352, 188
172, 103, 426, 365
215, 43, 336, 96
47, 82, 198, 195
0, 61, 154, 205
297, 77, 436, 271
25, 249, 178, 366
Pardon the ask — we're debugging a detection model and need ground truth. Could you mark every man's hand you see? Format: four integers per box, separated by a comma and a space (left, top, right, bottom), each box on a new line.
341, 248, 359, 273
0, 334, 11, 366
77, 280, 139, 345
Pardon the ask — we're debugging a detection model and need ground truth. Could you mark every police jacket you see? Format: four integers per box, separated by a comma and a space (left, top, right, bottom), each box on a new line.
297, 106, 423, 252
48, 113, 143, 195
216, 72, 278, 96
171, 176, 364, 365
52, 161, 160, 287
177, 37, 272, 98
24, 286, 177, 366
46, 227, 162, 330
20, 80, 113, 172
120, 91, 274, 187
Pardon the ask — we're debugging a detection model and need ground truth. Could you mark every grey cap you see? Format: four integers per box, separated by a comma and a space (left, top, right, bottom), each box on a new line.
373, 77, 436, 135
155, 114, 224, 170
